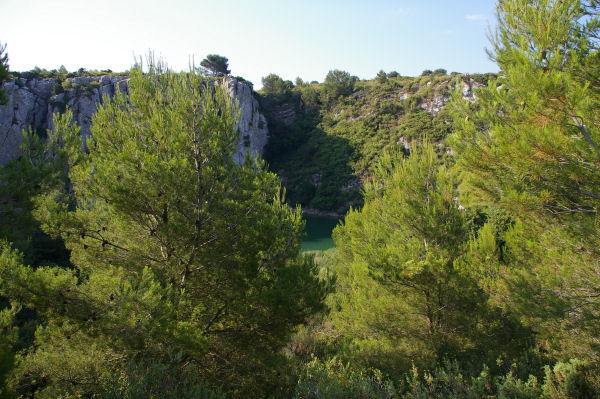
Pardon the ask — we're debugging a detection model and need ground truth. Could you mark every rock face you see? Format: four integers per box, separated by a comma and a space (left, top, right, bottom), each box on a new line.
420, 78, 484, 114
222, 77, 268, 164
0, 75, 268, 165
0, 75, 129, 164
269, 103, 297, 126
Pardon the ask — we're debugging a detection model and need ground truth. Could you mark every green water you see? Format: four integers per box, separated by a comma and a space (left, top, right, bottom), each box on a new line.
301, 215, 341, 252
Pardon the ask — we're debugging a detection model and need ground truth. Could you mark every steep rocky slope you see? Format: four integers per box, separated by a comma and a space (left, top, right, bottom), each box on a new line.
258, 72, 490, 214
0, 69, 491, 215
0, 75, 267, 165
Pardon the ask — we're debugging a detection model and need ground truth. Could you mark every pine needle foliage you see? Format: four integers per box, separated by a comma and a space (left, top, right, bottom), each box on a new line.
1, 59, 328, 398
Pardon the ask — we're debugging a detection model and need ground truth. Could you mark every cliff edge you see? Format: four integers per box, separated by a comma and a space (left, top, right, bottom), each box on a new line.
0, 75, 267, 165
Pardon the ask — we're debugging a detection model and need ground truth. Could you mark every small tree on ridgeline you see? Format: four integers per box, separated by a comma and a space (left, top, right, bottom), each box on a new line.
321, 69, 357, 104
260, 73, 294, 100
200, 54, 230, 76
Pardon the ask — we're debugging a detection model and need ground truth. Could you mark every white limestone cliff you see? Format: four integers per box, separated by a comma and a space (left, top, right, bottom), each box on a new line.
0, 75, 267, 165
222, 77, 268, 164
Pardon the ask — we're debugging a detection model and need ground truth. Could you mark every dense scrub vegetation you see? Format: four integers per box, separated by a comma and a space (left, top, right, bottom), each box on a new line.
286, 0, 600, 397
0, 0, 599, 397
258, 67, 493, 213
9, 65, 128, 80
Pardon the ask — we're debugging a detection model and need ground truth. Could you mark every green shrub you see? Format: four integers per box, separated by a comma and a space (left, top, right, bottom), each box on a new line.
541, 360, 600, 399
52, 82, 64, 95
300, 84, 321, 110
401, 362, 491, 399
261, 73, 294, 100
80, 81, 99, 96
496, 372, 541, 399
61, 80, 74, 91
12, 68, 125, 80
294, 357, 396, 399
99, 356, 226, 399
322, 70, 357, 104
232, 75, 253, 89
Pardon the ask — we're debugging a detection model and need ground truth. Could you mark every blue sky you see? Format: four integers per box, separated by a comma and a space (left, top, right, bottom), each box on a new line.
1, 0, 498, 88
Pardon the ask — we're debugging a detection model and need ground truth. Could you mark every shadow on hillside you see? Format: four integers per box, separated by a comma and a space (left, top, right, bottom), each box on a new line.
260, 100, 358, 213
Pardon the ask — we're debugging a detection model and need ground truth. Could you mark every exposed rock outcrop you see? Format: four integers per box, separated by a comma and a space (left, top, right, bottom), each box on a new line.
0, 75, 268, 165
222, 77, 268, 164
420, 78, 484, 114
0, 75, 129, 164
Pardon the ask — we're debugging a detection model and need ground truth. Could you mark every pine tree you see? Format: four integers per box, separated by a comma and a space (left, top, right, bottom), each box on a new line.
332, 143, 516, 366
1, 59, 327, 398
451, 0, 599, 237
451, 0, 600, 360
200, 54, 230, 76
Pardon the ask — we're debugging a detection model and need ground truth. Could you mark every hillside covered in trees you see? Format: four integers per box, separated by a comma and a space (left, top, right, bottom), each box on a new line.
257, 69, 493, 214
0, 0, 599, 398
